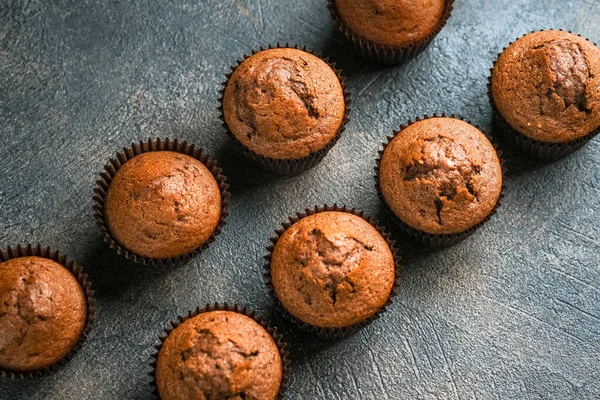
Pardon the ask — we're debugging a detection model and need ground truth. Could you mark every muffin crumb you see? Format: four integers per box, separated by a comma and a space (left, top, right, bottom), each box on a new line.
402, 136, 482, 226
543, 40, 591, 113
299, 228, 372, 305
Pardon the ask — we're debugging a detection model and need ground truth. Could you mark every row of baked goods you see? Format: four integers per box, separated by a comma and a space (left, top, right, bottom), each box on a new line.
2, 0, 599, 398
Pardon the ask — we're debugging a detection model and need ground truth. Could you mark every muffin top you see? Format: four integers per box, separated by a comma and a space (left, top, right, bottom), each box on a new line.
270, 211, 396, 329
156, 310, 282, 400
492, 30, 600, 143
379, 118, 502, 235
105, 151, 222, 260
0, 256, 87, 373
333, 0, 446, 48
223, 48, 346, 160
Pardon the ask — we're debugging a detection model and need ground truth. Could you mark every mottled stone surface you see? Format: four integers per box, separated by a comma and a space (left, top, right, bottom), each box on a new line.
0, 0, 599, 399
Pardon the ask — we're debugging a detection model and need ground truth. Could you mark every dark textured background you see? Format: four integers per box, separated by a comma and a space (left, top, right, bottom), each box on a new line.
1, 0, 599, 399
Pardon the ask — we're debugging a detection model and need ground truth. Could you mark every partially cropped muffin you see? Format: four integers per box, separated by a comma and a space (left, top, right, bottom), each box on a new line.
329, 0, 452, 64
270, 211, 396, 330
222, 47, 346, 161
104, 151, 222, 260
0, 256, 87, 373
491, 30, 600, 150
379, 117, 502, 236
334, 0, 446, 47
155, 310, 283, 400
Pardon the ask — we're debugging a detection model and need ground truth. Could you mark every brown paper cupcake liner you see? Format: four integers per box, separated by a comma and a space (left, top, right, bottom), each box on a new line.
218, 44, 352, 176
374, 114, 506, 248
92, 138, 231, 267
0, 244, 96, 380
328, 0, 454, 65
149, 303, 290, 399
488, 30, 600, 160
263, 204, 401, 340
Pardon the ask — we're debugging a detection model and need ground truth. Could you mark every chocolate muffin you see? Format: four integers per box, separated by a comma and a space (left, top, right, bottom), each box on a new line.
491, 30, 600, 144
379, 117, 503, 235
270, 211, 396, 329
155, 310, 283, 400
104, 151, 222, 260
333, 0, 446, 47
222, 47, 346, 161
0, 256, 87, 373
329, 0, 453, 64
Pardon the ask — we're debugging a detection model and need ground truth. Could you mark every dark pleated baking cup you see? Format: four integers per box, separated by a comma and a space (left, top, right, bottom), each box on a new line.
264, 204, 401, 340
0, 244, 96, 380
374, 114, 506, 248
218, 44, 351, 176
149, 303, 290, 400
488, 30, 600, 160
327, 0, 454, 65
92, 138, 231, 267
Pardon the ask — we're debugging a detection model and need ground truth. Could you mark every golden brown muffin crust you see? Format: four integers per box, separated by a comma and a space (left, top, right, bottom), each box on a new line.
0, 256, 87, 373
492, 30, 600, 142
105, 151, 222, 259
380, 118, 502, 235
156, 311, 282, 400
334, 0, 446, 47
271, 211, 395, 329
223, 48, 346, 160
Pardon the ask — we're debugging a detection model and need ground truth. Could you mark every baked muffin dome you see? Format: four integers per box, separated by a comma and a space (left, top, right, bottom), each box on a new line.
104, 151, 222, 259
155, 310, 283, 400
379, 117, 502, 235
0, 256, 87, 373
492, 30, 600, 143
333, 0, 446, 48
270, 211, 396, 329
223, 48, 346, 160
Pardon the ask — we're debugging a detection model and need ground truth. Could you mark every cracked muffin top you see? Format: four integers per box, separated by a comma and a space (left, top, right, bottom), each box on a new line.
379, 117, 502, 235
222, 48, 346, 160
333, 0, 446, 48
270, 211, 396, 329
156, 310, 283, 400
492, 30, 600, 143
0, 256, 87, 373
105, 151, 222, 259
